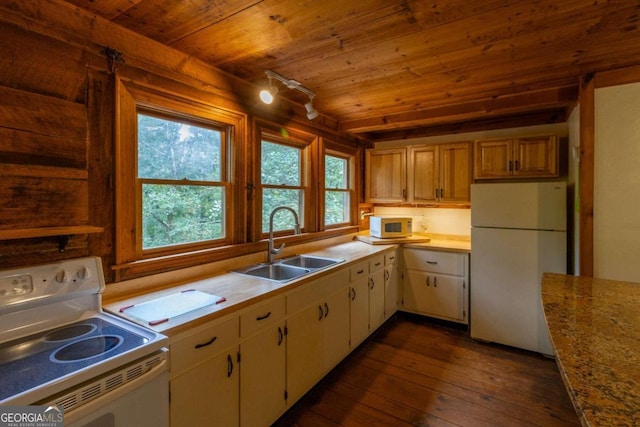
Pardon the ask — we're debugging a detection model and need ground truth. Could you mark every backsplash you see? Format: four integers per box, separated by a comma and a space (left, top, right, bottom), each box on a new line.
372, 207, 471, 236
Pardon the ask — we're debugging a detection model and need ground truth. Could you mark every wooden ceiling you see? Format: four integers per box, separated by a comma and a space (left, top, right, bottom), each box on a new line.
64, 0, 640, 139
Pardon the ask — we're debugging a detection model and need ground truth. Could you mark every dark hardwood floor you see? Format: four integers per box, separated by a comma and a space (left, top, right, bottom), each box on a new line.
275, 314, 580, 427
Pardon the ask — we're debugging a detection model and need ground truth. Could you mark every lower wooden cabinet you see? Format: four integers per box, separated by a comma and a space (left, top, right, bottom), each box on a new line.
402, 248, 469, 324
168, 249, 397, 427
170, 347, 239, 427
239, 321, 287, 427
286, 269, 351, 403
384, 252, 400, 320
239, 297, 287, 427
169, 316, 239, 427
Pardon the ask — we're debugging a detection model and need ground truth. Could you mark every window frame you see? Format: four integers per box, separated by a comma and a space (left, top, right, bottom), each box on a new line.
320, 139, 358, 231
114, 78, 246, 272
136, 108, 230, 254
255, 125, 316, 239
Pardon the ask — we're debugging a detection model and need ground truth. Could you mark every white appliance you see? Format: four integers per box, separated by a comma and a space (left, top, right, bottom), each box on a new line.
470, 182, 566, 355
0, 257, 169, 427
369, 216, 412, 238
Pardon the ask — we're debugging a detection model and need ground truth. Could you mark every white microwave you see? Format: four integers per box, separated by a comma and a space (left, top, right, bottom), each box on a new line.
369, 216, 412, 238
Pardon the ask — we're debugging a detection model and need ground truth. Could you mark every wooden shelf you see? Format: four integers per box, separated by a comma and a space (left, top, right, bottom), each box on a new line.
0, 226, 104, 241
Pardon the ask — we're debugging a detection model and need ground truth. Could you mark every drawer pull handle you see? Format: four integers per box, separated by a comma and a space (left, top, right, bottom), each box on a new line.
385, 270, 390, 281
324, 302, 329, 318
256, 311, 272, 321
350, 287, 356, 301
374, 262, 381, 267
426, 277, 430, 287
195, 336, 217, 349
369, 278, 375, 290
278, 326, 284, 346
227, 354, 234, 378
434, 277, 438, 287
357, 269, 364, 274
426, 260, 438, 265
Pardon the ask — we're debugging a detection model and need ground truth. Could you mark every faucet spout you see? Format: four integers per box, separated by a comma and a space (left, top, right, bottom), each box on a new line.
268, 206, 301, 264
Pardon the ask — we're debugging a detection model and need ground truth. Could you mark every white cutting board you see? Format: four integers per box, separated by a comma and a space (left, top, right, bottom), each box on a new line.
119, 290, 225, 325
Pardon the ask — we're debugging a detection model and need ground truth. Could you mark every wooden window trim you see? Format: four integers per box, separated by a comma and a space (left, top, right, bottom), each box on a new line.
114, 77, 247, 274
321, 139, 357, 230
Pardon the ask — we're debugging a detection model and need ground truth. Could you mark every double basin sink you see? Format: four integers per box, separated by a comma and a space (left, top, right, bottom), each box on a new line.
233, 255, 344, 282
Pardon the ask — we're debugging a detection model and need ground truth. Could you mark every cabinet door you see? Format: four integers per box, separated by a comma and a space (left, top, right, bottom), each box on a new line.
474, 139, 513, 179
402, 270, 431, 313
407, 145, 438, 203
384, 263, 399, 319
439, 142, 471, 202
369, 269, 386, 331
365, 148, 407, 202
349, 277, 370, 348
514, 135, 558, 177
322, 286, 351, 371
171, 347, 239, 427
286, 304, 323, 404
429, 274, 465, 321
240, 323, 286, 427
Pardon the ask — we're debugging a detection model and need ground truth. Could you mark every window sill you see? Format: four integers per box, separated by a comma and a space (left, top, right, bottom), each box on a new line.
112, 226, 359, 281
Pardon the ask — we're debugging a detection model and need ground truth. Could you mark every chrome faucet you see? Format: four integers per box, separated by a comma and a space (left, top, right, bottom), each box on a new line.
268, 206, 301, 264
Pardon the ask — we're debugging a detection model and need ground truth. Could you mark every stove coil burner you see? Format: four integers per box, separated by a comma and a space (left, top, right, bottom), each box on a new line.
50, 335, 124, 363
44, 324, 97, 342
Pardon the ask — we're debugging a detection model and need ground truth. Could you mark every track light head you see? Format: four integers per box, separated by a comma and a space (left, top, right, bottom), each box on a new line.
304, 99, 319, 120
260, 70, 319, 119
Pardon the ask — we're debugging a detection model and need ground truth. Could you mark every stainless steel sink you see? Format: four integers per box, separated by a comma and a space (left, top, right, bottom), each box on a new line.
279, 255, 343, 270
232, 255, 343, 282
233, 263, 311, 282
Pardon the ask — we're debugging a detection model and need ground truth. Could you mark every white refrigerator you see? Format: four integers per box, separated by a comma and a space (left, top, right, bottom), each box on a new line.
470, 181, 566, 355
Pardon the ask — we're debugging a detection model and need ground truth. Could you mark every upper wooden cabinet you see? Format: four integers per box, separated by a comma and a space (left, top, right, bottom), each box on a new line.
365, 142, 471, 204
365, 148, 407, 202
474, 135, 558, 179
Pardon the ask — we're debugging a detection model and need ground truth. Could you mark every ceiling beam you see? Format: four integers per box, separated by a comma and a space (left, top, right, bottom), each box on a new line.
339, 86, 578, 134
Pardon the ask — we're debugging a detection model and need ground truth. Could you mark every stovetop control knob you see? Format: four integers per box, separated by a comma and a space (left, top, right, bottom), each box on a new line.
55, 270, 69, 284
77, 266, 90, 280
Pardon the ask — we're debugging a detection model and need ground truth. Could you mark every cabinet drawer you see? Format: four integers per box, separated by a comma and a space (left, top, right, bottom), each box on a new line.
287, 269, 349, 314
369, 255, 385, 272
385, 251, 398, 266
240, 297, 285, 339
170, 316, 238, 378
403, 248, 464, 275
349, 261, 369, 282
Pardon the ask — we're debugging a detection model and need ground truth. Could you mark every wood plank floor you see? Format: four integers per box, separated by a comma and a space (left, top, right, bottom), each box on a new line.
274, 314, 580, 427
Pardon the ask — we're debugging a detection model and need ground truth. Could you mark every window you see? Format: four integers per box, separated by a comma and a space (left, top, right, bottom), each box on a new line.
115, 79, 245, 276
324, 153, 350, 226
137, 112, 226, 249
260, 139, 305, 233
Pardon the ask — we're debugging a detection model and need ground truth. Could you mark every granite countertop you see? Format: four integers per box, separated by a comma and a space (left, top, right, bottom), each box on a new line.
541, 273, 640, 427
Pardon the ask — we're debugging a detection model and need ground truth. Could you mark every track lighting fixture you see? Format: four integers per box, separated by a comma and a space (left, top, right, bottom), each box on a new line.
259, 69, 319, 120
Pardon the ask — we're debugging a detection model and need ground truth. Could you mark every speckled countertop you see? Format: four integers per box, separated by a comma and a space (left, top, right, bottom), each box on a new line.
541, 273, 640, 427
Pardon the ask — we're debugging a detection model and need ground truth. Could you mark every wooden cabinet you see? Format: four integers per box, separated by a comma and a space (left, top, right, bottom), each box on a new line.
408, 142, 471, 203
368, 255, 386, 331
365, 148, 407, 202
349, 260, 370, 348
169, 316, 239, 427
168, 250, 396, 427
402, 248, 469, 324
383, 251, 400, 320
474, 135, 558, 179
366, 142, 471, 204
286, 269, 350, 403
239, 297, 287, 427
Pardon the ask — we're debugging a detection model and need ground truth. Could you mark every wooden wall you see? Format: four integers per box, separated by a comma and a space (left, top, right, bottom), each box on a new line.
0, 1, 359, 278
